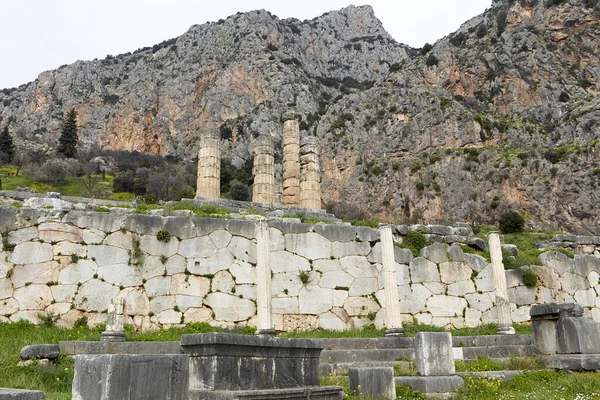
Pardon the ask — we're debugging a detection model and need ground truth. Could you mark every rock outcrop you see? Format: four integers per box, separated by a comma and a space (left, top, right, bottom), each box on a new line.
1, 1, 600, 232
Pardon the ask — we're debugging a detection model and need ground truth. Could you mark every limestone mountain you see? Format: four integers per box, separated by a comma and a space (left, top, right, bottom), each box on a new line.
1, 1, 599, 234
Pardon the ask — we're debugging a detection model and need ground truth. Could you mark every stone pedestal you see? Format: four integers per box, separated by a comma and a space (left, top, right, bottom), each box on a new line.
181, 333, 323, 391
349, 367, 395, 399
101, 297, 126, 343
415, 332, 455, 376
72, 354, 189, 400
488, 232, 515, 335
380, 226, 404, 337
282, 119, 301, 207
252, 135, 275, 204
530, 302, 584, 355
299, 136, 321, 210
196, 128, 221, 199
256, 220, 275, 336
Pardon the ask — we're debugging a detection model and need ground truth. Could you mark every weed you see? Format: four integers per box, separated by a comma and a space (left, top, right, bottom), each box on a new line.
156, 230, 172, 243
299, 271, 311, 285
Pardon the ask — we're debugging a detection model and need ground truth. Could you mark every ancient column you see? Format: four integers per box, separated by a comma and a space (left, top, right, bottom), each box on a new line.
256, 219, 275, 336
282, 118, 301, 206
101, 298, 126, 342
196, 127, 220, 199
299, 136, 322, 209
380, 226, 404, 336
489, 232, 515, 335
252, 135, 275, 204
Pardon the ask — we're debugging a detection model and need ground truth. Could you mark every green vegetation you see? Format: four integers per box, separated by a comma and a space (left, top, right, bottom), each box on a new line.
156, 230, 172, 243
455, 354, 543, 372
57, 109, 78, 158
454, 370, 600, 400
0, 125, 15, 163
398, 231, 429, 257
498, 211, 525, 234
521, 268, 539, 288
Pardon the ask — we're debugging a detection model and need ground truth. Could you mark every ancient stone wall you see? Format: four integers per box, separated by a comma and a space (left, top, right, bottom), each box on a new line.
0, 206, 599, 332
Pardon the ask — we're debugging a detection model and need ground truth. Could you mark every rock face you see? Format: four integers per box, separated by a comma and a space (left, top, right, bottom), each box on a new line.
1, 2, 600, 232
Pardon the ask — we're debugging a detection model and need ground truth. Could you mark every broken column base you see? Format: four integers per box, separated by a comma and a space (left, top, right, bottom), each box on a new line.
541, 354, 600, 371
395, 376, 463, 398
495, 326, 516, 335
189, 387, 345, 400
0, 389, 45, 400
100, 331, 126, 342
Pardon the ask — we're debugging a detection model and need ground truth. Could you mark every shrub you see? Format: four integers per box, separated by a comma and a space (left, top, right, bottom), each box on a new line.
559, 91, 570, 102
499, 211, 525, 234
229, 180, 250, 201
400, 231, 429, 257
420, 43, 433, 55
74, 316, 88, 328
496, 10, 508, 36
426, 54, 439, 67
522, 268, 539, 287
299, 271, 310, 285
38, 158, 80, 184
156, 230, 172, 243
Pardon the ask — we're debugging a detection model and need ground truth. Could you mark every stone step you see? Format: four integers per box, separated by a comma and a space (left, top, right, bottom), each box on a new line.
320, 348, 414, 363
319, 360, 413, 376
319, 337, 414, 350
189, 386, 345, 400
459, 345, 538, 359
452, 334, 533, 347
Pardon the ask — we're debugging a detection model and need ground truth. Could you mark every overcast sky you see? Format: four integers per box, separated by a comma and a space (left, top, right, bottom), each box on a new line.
0, 1, 490, 89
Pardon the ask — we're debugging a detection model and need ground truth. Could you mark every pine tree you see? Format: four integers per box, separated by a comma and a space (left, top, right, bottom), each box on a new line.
0, 125, 15, 162
58, 109, 78, 158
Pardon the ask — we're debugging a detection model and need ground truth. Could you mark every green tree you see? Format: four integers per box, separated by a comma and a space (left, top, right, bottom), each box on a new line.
58, 109, 78, 158
0, 126, 15, 162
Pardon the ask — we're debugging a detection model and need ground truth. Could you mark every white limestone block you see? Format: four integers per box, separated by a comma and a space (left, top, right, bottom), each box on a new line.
285, 232, 331, 260
10, 242, 53, 265
205, 292, 255, 322
58, 259, 97, 285
299, 286, 333, 314
271, 251, 310, 273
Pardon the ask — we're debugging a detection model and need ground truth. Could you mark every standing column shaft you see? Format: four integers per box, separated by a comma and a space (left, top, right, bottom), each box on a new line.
196, 128, 220, 199
282, 119, 301, 206
489, 232, 515, 335
256, 219, 275, 336
299, 137, 322, 210
381, 226, 404, 336
101, 298, 125, 342
252, 135, 275, 204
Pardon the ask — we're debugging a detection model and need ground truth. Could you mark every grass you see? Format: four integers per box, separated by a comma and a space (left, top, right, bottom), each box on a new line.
0, 321, 254, 399
320, 373, 425, 399
0, 165, 114, 199
454, 370, 600, 399
281, 323, 532, 339
455, 355, 543, 372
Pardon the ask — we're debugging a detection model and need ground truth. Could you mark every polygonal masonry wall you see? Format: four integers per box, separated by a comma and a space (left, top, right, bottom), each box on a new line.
1, 206, 600, 331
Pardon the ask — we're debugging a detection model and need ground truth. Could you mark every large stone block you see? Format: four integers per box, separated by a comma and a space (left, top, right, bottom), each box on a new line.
178, 237, 216, 258
341, 256, 378, 278
439, 262, 472, 284
88, 245, 129, 266
10, 242, 53, 265
349, 367, 395, 400
299, 286, 333, 315
394, 376, 463, 394
38, 222, 83, 243
271, 251, 310, 273
410, 258, 440, 283
331, 241, 371, 258
557, 317, 600, 354
205, 293, 255, 322
0, 389, 45, 399
415, 332, 455, 376
419, 242, 448, 264
72, 354, 188, 400
285, 233, 331, 260
181, 333, 322, 391
313, 224, 357, 243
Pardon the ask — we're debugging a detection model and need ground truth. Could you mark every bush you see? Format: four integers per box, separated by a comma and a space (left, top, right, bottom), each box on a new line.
496, 10, 508, 36
229, 180, 249, 201
421, 43, 433, 55
400, 231, 429, 257
426, 54, 439, 67
38, 158, 80, 184
559, 91, 570, 102
522, 268, 539, 287
499, 211, 525, 234
156, 230, 172, 243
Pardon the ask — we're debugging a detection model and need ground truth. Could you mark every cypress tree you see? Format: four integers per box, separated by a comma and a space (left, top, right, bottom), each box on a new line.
0, 126, 15, 162
58, 109, 78, 158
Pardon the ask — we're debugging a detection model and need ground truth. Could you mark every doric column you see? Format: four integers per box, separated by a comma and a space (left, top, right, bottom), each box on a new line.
380, 226, 404, 336
101, 298, 125, 342
196, 127, 220, 199
489, 232, 515, 335
299, 136, 321, 209
256, 219, 275, 336
282, 118, 301, 206
252, 135, 275, 204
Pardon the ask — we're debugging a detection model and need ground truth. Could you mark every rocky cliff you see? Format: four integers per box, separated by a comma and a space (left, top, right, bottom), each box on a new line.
1, 1, 599, 233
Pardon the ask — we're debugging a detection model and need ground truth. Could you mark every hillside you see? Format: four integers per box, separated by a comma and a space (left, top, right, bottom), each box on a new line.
0, 1, 599, 233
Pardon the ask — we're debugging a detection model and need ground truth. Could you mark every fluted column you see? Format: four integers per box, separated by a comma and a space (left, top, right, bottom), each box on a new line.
252, 135, 275, 204
256, 219, 275, 336
282, 119, 301, 206
381, 226, 404, 336
489, 232, 515, 335
196, 128, 220, 199
299, 136, 321, 209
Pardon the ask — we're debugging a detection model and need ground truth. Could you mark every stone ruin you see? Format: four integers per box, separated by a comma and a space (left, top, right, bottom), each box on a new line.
195, 115, 322, 209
